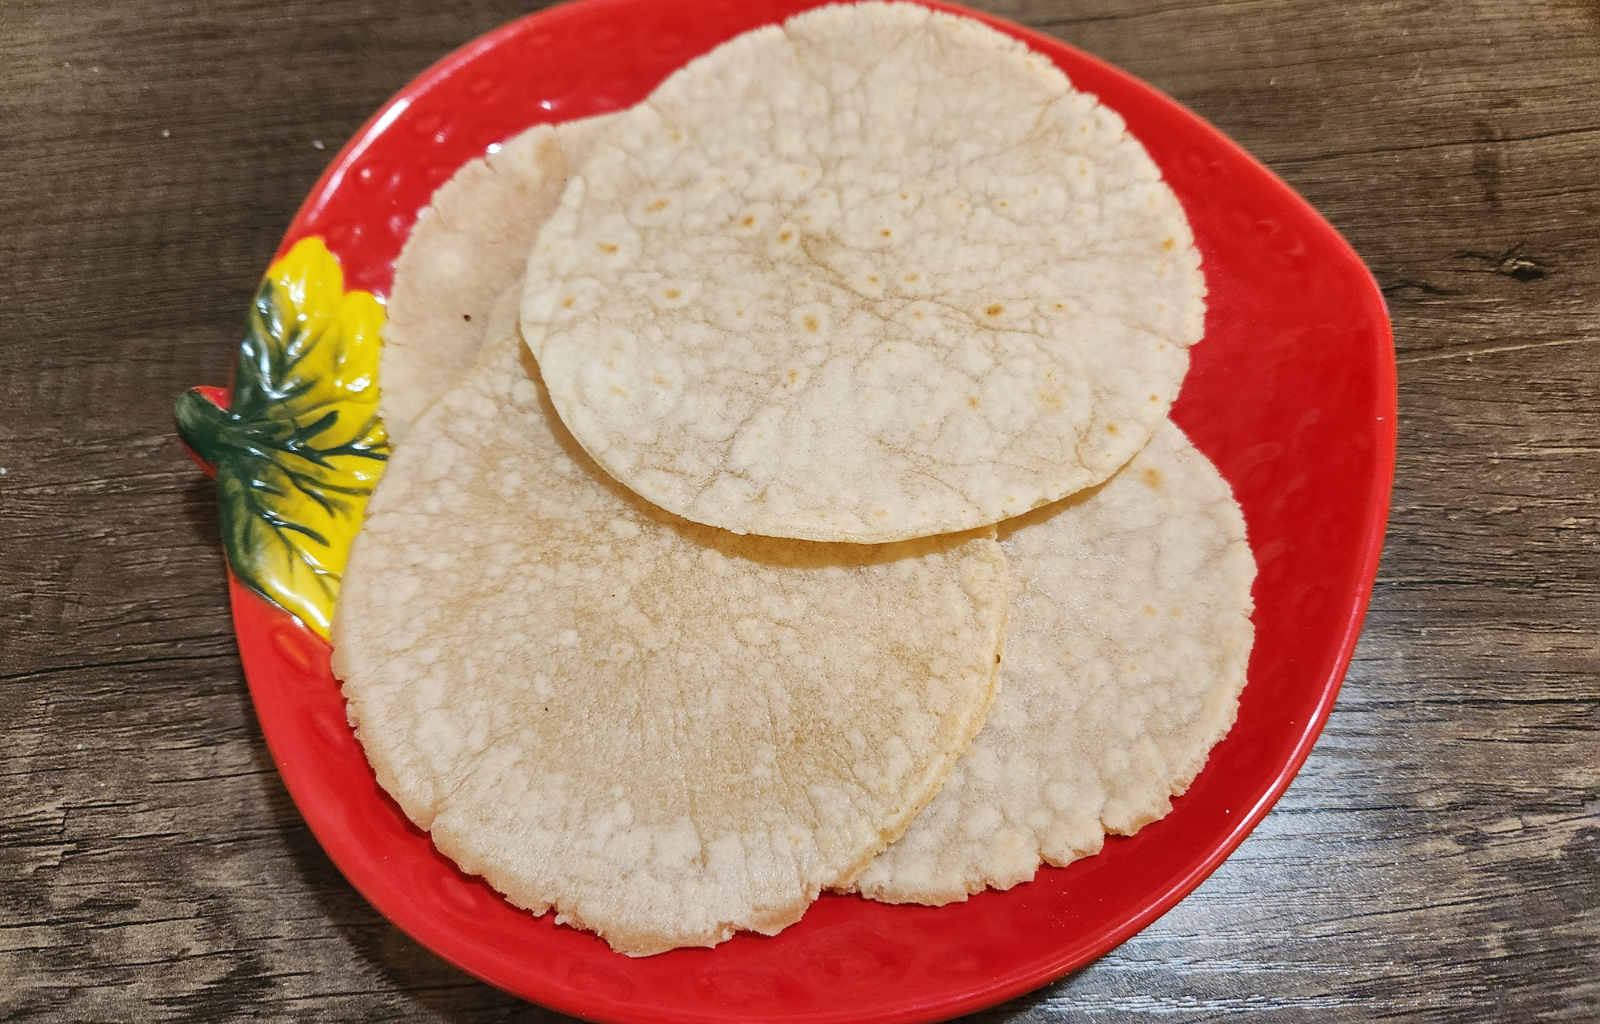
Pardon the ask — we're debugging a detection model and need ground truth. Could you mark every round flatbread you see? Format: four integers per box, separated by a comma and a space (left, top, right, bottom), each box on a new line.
333, 290, 1009, 955
854, 421, 1255, 904
379, 113, 618, 440
523, 2, 1204, 542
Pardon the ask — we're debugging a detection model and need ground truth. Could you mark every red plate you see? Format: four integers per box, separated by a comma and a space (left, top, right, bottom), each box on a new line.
231, 1, 1395, 1020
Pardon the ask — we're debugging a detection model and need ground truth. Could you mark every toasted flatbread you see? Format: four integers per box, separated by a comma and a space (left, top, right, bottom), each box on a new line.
379, 113, 618, 440
856, 421, 1254, 903
523, 2, 1204, 541
334, 290, 1008, 954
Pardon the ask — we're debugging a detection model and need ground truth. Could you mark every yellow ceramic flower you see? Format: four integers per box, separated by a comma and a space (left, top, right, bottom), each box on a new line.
175, 237, 389, 638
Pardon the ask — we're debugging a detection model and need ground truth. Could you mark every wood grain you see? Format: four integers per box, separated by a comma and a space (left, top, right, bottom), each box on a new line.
2, 0, 1595, 1020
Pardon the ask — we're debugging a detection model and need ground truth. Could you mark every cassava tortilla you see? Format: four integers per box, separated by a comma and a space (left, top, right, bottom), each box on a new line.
379, 113, 618, 441
854, 420, 1255, 904
523, 2, 1204, 542
332, 287, 1009, 955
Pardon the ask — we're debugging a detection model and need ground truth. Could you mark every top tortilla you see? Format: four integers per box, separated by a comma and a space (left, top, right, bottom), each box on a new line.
522, 1, 1204, 542
854, 420, 1256, 904
332, 288, 1008, 955
379, 113, 618, 441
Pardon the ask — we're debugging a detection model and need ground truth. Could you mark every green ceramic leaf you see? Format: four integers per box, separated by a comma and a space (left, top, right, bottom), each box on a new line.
176, 237, 388, 638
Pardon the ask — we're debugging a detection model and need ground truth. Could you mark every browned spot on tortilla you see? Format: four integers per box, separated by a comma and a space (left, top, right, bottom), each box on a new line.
1106, 423, 1120, 435
779, 230, 794, 242
1143, 604, 1158, 616
644, 198, 671, 214
803, 315, 819, 332
881, 229, 892, 237
905, 272, 919, 282
1142, 467, 1163, 489
597, 242, 618, 254
966, 396, 979, 408
1038, 388, 1064, 413
787, 368, 800, 384
985, 303, 1003, 317
1161, 237, 1176, 251
562, 296, 576, 309
663, 288, 681, 300
742, 215, 756, 227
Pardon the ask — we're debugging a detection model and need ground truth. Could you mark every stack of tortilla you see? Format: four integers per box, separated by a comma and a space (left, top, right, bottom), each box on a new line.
333, 1, 1256, 957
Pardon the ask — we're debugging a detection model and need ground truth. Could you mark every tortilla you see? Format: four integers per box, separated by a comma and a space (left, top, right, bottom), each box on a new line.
523, 1, 1204, 542
854, 421, 1255, 904
379, 113, 618, 440
332, 289, 1009, 955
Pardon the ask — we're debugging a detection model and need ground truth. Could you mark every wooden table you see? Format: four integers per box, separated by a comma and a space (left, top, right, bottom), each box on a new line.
3, 0, 1596, 1019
